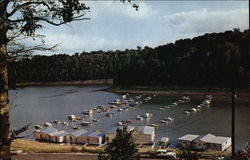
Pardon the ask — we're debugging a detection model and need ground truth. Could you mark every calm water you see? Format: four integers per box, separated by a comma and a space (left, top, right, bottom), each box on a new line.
9, 85, 250, 150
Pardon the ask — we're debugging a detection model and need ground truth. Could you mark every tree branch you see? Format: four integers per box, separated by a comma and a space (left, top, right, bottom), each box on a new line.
8, 16, 90, 26
7, 1, 52, 17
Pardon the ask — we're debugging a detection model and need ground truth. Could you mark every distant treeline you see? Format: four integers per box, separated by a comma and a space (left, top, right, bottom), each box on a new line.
8, 29, 249, 88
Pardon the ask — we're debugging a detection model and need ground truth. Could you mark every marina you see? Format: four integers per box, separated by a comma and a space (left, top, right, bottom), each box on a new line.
9, 85, 250, 150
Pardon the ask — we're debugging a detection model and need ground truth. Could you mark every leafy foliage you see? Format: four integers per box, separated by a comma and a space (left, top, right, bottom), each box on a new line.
98, 126, 139, 160
8, 29, 249, 88
177, 149, 199, 160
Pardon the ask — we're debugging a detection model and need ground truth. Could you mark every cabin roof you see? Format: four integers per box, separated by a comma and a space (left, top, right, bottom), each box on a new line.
207, 136, 231, 144
108, 126, 134, 133
178, 134, 200, 141
69, 129, 88, 137
137, 126, 154, 135
40, 127, 58, 134
87, 132, 105, 138
195, 133, 216, 142
50, 130, 67, 137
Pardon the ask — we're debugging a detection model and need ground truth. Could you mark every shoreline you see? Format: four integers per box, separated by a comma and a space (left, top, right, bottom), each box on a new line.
105, 86, 249, 98
15, 79, 113, 87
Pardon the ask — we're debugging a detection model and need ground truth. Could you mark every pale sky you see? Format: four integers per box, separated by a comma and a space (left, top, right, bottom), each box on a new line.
36, 1, 249, 54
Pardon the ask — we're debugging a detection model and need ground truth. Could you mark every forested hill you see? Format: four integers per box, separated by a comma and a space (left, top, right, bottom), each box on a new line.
8, 29, 249, 88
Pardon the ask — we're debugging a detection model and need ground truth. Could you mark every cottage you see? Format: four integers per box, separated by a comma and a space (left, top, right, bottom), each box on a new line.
105, 126, 134, 143
206, 136, 231, 151
65, 129, 88, 143
178, 134, 200, 149
34, 127, 58, 141
133, 126, 155, 144
50, 130, 68, 143
85, 131, 105, 145
192, 133, 216, 150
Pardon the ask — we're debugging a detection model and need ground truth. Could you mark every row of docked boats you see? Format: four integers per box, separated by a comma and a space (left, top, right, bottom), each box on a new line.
160, 96, 190, 110
185, 95, 213, 115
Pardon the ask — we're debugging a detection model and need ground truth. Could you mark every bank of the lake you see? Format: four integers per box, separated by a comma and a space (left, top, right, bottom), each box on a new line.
106, 86, 249, 98
15, 79, 113, 87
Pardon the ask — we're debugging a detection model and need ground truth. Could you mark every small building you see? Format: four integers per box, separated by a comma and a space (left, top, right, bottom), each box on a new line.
133, 126, 155, 144
192, 133, 216, 150
178, 134, 200, 149
85, 131, 105, 145
50, 130, 68, 143
105, 126, 134, 143
206, 136, 231, 151
65, 129, 88, 143
34, 127, 58, 141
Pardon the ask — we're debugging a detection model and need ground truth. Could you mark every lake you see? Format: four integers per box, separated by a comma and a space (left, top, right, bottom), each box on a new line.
9, 85, 250, 150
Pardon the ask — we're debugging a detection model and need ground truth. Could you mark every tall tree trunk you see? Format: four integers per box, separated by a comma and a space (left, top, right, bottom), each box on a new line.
0, 46, 10, 160
0, 1, 10, 159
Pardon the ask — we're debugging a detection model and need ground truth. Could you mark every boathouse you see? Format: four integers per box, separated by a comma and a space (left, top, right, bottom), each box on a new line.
105, 126, 134, 143
133, 126, 155, 144
206, 136, 231, 151
50, 130, 68, 143
34, 127, 58, 141
85, 131, 105, 145
177, 134, 200, 149
65, 129, 88, 143
193, 133, 216, 150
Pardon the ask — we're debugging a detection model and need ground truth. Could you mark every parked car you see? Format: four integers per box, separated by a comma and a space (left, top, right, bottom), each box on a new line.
155, 149, 177, 159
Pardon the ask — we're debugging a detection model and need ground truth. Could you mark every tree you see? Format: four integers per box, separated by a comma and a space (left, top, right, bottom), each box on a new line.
0, 1, 90, 159
98, 126, 139, 160
177, 149, 199, 160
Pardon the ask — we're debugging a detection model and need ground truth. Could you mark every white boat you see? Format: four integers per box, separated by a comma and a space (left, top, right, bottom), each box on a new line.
63, 121, 68, 126
160, 120, 168, 123
117, 122, 123, 126
148, 123, 159, 127
160, 107, 165, 110
110, 105, 116, 109
72, 126, 79, 130
68, 114, 77, 121
185, 111, 190, 114
117, 108, 124, 112
197, 105, 202, 108
34, 125, 43, 129
143, 113, 152, 118
81, 121, 92, 126
191, 108, 197, 112
53, 120, 61, 124
136, 116, 143, 120
122, 95, 126, 99
44, 122, 52, 127
92, 119, 99, 122
164, 117, 174, 121
83, 109, 93, 115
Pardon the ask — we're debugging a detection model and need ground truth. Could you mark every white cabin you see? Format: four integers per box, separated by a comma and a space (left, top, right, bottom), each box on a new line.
192, 133, 216, 150
105, 126, 134, 143
85, 132, 105, 145
206, 136, 231, 151
50, 130, 68, 143
133, 126, 155, 144
178, 134, 200, 149
34, 127, 58, 141
65, 129, 88, 144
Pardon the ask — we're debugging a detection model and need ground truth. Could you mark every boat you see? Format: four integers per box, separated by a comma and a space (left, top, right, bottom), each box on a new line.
77, 117, 83, 120
185, 111, 190, 114
136, 116, 143, 120
105, 113, 112, 117
143, 113, 152, 118
63, 121, 68, 126
53, 120, 61, 124
72, 126, 79, 130
164, 117, 174, 121
125, 119, 132, 123
83, 109, 93, 115
148, 123, 159, 127
197, 105, 202, 109
160, 107, 166, 110
68, 114, 77, 121
191, 108, 197, 112
160, 120, 168, 123
92, 119, 99, 122
110, 105, 116, 109
81, 121, 92, 126
34, 125, 43, 130
44, 122, 52, 127
122, 95, 126, 99
159, 137, 170, 148
117, 108, 124, 112
117, 122, 123, 126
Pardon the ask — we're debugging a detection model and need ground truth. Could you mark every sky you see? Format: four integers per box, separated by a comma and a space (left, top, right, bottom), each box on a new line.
36, 1, 249, 54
